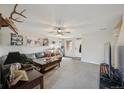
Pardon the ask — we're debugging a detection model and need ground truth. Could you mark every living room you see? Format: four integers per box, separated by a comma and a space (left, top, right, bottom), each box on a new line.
1, 4, 124, 90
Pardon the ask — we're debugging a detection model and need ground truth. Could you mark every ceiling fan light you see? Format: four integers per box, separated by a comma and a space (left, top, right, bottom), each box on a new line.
58, 29, 62, 33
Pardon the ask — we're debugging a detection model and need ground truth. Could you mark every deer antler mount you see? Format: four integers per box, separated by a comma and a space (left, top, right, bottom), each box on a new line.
0, 4, 27, 34
9, 4, 27, 22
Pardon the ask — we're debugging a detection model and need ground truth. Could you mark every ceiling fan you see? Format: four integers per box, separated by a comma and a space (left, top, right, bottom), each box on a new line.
48, 26, 71, 36
47, 18, 71, 36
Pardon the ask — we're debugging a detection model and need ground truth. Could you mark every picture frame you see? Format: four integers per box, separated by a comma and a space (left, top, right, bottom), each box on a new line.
26, 36, 43, 46
43, 38, 49, 46
10, 33, 23, 46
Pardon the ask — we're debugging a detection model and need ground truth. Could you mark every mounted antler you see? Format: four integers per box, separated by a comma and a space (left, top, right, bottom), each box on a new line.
9, 4, 27, 22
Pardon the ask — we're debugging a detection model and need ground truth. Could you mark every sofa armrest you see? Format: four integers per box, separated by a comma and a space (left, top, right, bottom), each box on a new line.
0, 84, 3, 89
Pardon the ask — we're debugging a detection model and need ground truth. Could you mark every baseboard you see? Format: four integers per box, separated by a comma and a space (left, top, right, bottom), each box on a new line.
81, 60, 100, 65
64, 56, 81, 59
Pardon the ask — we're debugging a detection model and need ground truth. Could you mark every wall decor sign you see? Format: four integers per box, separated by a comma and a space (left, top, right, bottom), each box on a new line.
10, 33, 23, 46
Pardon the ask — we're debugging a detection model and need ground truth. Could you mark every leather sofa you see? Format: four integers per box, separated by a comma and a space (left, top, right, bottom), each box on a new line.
0, 50, 62, 88
0, 51, 62, 73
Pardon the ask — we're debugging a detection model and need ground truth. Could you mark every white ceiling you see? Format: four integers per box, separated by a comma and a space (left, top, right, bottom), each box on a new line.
1, 4, 124, 38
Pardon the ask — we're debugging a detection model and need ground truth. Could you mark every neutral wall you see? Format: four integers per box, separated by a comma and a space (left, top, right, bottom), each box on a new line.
81, 30, 112, 64
118, 46, 124, 77
116, 15, 124, 78
0, 28, 60, 57
111, 28, 121, 68
48, 37, 61, 49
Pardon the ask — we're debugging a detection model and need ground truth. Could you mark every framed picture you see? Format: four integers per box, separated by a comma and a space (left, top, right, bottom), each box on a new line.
10, 33, 23, 46
34, 38, 43, 46
43, 38, 49, 46
26, 36, 43, 46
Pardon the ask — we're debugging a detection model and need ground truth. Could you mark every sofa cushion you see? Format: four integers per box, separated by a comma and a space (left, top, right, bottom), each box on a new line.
25, 53, 36, 59
19, 54, 33, 64
35, 52, 45, 58
4, 52, 22, 65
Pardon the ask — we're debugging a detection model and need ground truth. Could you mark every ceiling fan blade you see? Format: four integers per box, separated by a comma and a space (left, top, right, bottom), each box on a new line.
56, 34, 64, 36
53, 26, 58, 30
65, 31, 71, 33
66, 23, 92, 29
48, 31, 54, 33
49, 30, 58, 33
61, 27, 66, 30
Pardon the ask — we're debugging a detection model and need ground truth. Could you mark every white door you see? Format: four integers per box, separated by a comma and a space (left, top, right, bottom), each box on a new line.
65, 40, 73, 57
74, 39, 82, 57
64, 39, 82, 58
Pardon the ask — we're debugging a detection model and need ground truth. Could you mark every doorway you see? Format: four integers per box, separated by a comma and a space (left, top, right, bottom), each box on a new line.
64, 39, 81, 58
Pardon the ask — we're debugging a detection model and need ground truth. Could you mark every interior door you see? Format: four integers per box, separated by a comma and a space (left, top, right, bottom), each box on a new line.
74, 39, 82, 57
65, 40, 73, 57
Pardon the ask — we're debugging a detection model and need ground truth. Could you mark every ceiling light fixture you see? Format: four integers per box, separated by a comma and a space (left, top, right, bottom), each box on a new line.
57, 28, 62, 33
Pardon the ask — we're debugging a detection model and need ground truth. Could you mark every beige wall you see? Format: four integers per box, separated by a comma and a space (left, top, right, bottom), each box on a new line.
115, 15, 124, 77
81, 30, 112, 64
0, 28, 61, 57
111, 19, 122, 68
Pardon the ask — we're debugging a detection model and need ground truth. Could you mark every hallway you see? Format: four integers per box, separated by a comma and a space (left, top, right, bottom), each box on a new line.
44, 57, 100, 89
